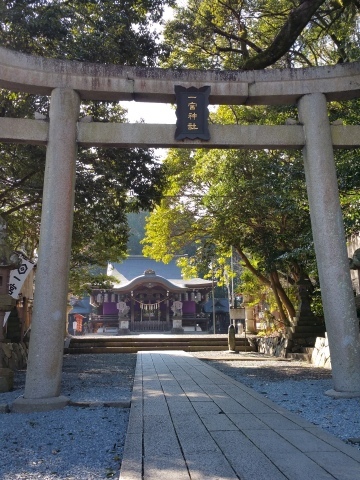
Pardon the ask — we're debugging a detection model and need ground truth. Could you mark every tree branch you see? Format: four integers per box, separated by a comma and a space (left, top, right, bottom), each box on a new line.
2, 198, 41, 216
234, 244, 271, 286
241, 0, 328, 70
0, 170, 39, 201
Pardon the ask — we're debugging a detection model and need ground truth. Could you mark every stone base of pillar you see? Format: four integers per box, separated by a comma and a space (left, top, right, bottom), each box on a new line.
171, 318, 184, 334
245, 318, 257, 334
118, 328, 131, 335
325, 389, 360, 399
0, 368, 14, 393
11, 395, 69, 413
118, 319, 130, 335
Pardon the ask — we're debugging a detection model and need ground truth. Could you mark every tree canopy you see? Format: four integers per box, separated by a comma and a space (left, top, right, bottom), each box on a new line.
2, 0, 360, 303
163, 0, 360, 70
142, 1, 360, 323
0, 0, 174, 65
0, 0, 174, 293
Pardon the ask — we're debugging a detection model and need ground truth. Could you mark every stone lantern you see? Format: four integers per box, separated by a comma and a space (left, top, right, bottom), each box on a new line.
0, 217, 20, 392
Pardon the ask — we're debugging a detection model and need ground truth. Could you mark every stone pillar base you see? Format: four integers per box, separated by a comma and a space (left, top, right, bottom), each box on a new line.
325, 389, 360, 399
0, 368, 14, 393
245, 319, 257, 334
118, 328, 131, 335
171, 318, 184, 334
11, 395, 69, 413
118, 319, 130, 335
171, 327, 184, 334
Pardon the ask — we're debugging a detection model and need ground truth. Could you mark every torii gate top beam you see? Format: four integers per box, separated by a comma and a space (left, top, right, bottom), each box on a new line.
1, 46, 360, 105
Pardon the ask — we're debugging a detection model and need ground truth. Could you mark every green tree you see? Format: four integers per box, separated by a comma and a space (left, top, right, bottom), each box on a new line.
142, 0, 360, 321
0, 0, 173, 65
143, 98, 360, 323
127, 211, 149, 255
142, 138, 312, 324
0, 0, 173, 293
163, 0, 360, 70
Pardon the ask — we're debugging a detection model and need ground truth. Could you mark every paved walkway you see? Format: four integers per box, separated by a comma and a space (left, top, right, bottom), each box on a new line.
119, 351, 360, 480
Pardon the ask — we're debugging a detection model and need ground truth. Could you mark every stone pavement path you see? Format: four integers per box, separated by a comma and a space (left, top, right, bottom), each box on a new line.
119, 351, 360, 480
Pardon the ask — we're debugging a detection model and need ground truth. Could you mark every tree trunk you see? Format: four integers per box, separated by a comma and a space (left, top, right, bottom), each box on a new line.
241, 0, 327, 70
270, 271, 289, 326
235, 245, 296, 324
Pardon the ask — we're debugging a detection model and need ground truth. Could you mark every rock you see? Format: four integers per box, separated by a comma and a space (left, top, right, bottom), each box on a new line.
1, 342, 13, 359
34, 112, 47, 120
0, 368, 14, 392
348, 437, 360, 444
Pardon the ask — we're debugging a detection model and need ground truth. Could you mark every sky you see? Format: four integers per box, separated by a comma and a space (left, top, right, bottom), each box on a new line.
120, 101, 176, 160
121, 100, 176, 124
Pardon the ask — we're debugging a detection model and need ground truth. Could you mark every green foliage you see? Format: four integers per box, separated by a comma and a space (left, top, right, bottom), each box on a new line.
0, 0, 172, 290
68, 269, 117, 297
239, 262, 266, 302
1, 101, 166, 267
162, 0, 360, 70
0, 0, 174, 66
142, 102, 322, 321
310, 285, 324, 318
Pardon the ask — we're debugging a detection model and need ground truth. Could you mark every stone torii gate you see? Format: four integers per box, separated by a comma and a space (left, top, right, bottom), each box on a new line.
1, 46, 360, 411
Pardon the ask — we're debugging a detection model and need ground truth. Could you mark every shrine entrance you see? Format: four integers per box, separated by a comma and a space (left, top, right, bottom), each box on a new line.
1, 46, 360, 410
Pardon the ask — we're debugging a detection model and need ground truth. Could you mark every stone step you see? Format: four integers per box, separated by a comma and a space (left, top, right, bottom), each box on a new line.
301, 346, 315, 354
66, 345, 255, 354
286, 351, 313, 362
286, 346, 315, 362
294, 316, 324, 325
68, 339, 250, 349
65, 335, 255, 354
287, 325, 326, 335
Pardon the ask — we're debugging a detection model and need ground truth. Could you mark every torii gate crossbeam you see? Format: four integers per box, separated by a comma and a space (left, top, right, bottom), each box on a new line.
0, 47, 359, 412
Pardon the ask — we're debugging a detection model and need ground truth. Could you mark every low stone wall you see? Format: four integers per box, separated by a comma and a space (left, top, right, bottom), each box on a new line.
254, 335, 288, 357
254, 334, 331, 368
310, 335, 331, 369
0, 341, 28, 370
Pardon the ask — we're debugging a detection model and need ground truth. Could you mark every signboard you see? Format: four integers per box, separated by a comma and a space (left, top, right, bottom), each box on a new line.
8, 256, 35, 299
175, 86, 210, 140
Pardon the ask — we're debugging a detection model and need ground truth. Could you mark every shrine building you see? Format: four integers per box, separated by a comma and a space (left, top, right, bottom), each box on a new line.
89, 256, 217, 334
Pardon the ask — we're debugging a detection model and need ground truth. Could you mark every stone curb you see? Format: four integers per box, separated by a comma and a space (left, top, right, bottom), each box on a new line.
68, 400, 131, 408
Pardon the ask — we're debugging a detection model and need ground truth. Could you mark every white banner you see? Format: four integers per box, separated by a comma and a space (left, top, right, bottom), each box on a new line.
8, 257, 35, 299
3, 311, 11, 327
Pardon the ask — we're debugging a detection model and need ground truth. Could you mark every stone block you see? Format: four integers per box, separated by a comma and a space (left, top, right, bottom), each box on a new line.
0, 367, 14, 392
1, 342, 13, 359
11, 395, 70, 413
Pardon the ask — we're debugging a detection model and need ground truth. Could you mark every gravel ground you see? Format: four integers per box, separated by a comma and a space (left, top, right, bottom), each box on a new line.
0, 354, 137, 480
1, 351, 360, 480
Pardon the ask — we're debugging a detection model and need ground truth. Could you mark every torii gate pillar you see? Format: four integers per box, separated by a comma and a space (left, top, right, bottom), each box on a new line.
298, 93, 360, 397
12, 88, 80, 412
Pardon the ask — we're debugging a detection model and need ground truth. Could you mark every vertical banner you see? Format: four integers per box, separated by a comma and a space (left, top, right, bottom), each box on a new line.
8, 257, 35, 299
175, 85, 211, 140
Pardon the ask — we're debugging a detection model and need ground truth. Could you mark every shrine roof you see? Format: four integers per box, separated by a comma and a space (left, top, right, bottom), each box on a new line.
107, 257, 212, 292
113, 270, 186, 292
